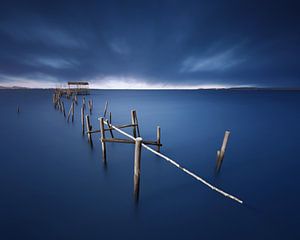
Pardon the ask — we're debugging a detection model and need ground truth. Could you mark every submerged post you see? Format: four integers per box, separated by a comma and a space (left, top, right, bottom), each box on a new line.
61, 101, 66, 117
103, 101, 108, 118
157, 126, 161, 152
17, 105, 20, 113
216, 131, 230, 172
82, 97, 86, 109
131, 110, 137, 138
71, 101, 75, 122
81, 107, 85, 135
100, 117, 107, 163
86, 115, 91, 142
134, 137, 142, 202
109, 112, 112, 124
88, 100, 92, 114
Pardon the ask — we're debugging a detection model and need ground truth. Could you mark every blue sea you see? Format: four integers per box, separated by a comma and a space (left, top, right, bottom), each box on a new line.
1, 89, 300, 239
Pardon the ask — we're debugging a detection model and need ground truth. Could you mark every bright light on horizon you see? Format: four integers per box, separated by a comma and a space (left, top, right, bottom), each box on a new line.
0, 74, 253, 89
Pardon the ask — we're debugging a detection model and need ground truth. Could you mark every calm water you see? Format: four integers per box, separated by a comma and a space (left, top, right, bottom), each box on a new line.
0, 89, 300, 239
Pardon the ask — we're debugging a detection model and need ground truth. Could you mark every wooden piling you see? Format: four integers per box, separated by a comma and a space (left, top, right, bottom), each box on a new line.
81, 107, 85, 134
100, 117, 107, 163
88, 100, 92, 114
220, 131, 230, 160
71, 101, 75, 122
131, 110, 137, 138
103, 101, 108, 117
61, 101, 66, 117
134, 137, 142, 201
17, 105, 20, 113
67, 103, 72, 122
82, 97, 86, 109
216, 131, 230, 172
86, 115, 92, 142
157, 126, 161, 152
109, 112, 112, 124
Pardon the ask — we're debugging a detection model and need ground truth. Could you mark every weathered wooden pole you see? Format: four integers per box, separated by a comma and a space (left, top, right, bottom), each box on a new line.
103, 101, 108, 118
82, 97, 86, 109
134, 137, 142, 202
81, 107, 85, 135
109, 112, 112, 124
86, 115, 92, 143
216, 131, 230, 172
131, 110, 137, 138
61, 101, 66, 117
157, 126, 161, 152
71, 101, 75, 122
100, 117, 107, 163
88, 100, 92, 114
67, 103, 72, 122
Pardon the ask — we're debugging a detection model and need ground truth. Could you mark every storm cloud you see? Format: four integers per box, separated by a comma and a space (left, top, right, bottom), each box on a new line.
0, 0, 299, 88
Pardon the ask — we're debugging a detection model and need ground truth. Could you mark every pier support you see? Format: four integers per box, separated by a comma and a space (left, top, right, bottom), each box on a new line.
134, 137, 142, 202
157, 126, 161, 152
100, 117, 107, 163
81, 107, 85, 135
86, 115, 92, 143
216, 131, 230, 172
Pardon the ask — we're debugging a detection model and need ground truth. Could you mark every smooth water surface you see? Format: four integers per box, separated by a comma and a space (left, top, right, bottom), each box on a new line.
0, 89, 300, 239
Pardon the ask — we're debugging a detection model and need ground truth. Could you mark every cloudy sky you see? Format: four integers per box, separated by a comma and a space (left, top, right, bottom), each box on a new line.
0, 0, 299, 88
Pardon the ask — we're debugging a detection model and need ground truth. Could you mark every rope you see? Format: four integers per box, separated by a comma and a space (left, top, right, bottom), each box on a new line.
103, 119, 243, 204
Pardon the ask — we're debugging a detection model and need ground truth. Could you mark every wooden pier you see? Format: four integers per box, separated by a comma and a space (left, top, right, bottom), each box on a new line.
52, 92, 243, 204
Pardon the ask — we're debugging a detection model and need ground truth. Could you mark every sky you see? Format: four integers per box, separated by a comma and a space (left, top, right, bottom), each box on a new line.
0, 0, 299, 89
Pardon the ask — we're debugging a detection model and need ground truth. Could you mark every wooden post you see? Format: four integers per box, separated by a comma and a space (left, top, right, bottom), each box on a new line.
71, 101, 75, 122
107, 120, 114, 138
81, 107, 85, 134
100, 117, 107, 163
220, 131, 230, 160
103, 101, 108, 118
134, 111, 141, 137
131, 110, 137, 138
86, 115, 92, 143
88, 100, 92, 114
17, 105, 20, 113
109, 112, 112, 124
134, 137, 142, 202
157, 126, 161, 152
67, 103, 72, 122
61, 101, 66, 117
216, 131, 230, 172
82, 97, 86, 110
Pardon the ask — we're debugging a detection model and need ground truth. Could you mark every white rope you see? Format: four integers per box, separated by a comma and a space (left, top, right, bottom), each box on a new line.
103, 119, 243, 204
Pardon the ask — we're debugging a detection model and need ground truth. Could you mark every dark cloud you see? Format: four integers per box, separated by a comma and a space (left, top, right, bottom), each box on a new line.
0, 0, 299, 87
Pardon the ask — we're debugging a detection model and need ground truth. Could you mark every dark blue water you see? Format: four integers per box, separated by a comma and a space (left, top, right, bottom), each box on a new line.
1, 89, 300, 239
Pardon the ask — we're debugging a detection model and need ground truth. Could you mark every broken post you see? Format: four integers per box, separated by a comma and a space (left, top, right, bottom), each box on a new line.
82, 97, 86, 109
81, 107, 85, 135
61, 101, 66, 117
131, 110, 137, 138
103, 101, 108, 118
134, 137, 142, 202
86, 115, 92, 144
157, 126, 161, 152
100, 117, 107, 163
109, 112, 112, 124
216, 131, 230, 172
88, 100, 92, 114
71, 101, 75, 122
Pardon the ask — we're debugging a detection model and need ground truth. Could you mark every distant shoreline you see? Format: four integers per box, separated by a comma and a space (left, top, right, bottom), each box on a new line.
1, 86, 300, 91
